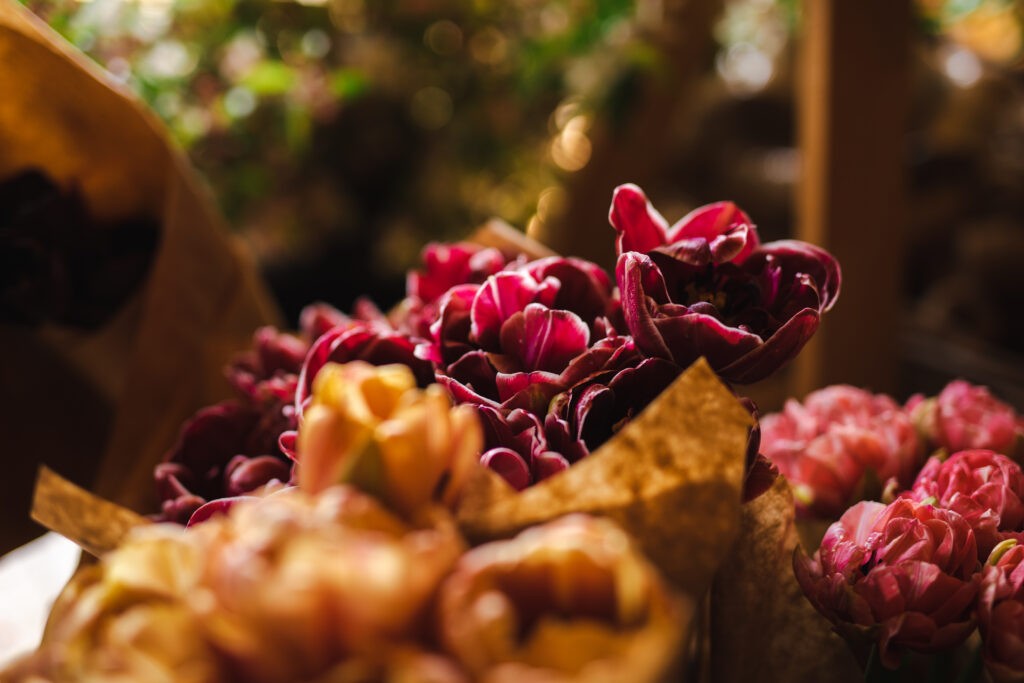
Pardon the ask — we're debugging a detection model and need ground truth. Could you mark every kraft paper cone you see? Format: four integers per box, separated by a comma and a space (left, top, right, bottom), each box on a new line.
457, 358, 751, 600
709, 475, 860, 683
0, 0, 278, 545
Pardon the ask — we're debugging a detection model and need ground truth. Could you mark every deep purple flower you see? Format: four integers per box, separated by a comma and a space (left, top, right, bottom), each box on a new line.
795, 499, 982, 669
297, 321, 434, 413
612, 184, 839, 384
421, 262, 619, 417
475, 406, 587, 489
155, 400, 294, 524
551, 355, 680, 453
227, 326, 308, 400
610, 183, 759, 264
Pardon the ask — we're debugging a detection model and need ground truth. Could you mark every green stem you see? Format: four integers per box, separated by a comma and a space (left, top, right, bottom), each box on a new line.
952, 643, 983, 683
863, 644, 904, 683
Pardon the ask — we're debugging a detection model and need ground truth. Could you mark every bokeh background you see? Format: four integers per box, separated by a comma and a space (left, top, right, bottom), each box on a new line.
20, 0, 1024, 405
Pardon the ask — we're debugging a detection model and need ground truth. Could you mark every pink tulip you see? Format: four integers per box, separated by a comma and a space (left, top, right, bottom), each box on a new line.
906, 450, 1024, 557
795, 499, 982, 669
908, 380, 1024, 459
761, 385, 923, 518
979, 544, 1024, 682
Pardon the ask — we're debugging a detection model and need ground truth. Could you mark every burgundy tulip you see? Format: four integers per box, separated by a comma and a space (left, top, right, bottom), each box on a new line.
296, 321, 434, 412
155, 398, 295, 525
612, 185, 839, 384
406, 241, 506, 304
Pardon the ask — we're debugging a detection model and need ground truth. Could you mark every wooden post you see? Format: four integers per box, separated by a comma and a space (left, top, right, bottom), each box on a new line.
794, 0, 911, 396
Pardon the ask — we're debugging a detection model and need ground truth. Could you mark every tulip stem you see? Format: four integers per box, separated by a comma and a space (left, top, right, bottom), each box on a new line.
863, 645, 906, 683
952, 644, 982, 683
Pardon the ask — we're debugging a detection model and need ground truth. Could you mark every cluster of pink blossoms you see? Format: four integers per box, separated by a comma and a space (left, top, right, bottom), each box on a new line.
778, 380, 1024, 675
155, 184, 840, 522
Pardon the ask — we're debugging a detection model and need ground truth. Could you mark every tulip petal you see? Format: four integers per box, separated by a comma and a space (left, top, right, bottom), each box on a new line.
481, 447, 532, 491
609, 184, 669, 255
666, 201, 759, 264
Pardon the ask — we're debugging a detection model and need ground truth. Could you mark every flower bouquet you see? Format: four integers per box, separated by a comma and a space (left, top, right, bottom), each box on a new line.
766, 379, 1024, 682
0, 3, 918, 681
0, 0, 277, 552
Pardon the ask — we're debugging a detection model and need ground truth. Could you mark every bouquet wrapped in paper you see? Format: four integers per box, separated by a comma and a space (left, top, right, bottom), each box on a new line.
0, 0, 277, 552
0, 3, 868, 678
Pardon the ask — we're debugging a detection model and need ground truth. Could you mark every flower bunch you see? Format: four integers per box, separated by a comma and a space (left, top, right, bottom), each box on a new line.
785, 381, 1024, 674
158, 184, 840, 514
7, 489, 684, 683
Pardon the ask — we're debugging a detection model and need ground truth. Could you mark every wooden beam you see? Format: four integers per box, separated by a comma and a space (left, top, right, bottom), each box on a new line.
794, 0, 912, 396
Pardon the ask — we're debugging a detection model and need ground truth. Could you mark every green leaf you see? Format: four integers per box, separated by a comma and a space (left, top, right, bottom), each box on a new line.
241, 61, 296, 95
329, 68, 370, 100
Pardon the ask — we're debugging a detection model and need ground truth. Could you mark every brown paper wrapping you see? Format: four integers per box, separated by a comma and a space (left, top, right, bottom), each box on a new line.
31, 466, 149, 558
0, 0, 278, 551
709, 475, 860, 683
457, 358, 751, 602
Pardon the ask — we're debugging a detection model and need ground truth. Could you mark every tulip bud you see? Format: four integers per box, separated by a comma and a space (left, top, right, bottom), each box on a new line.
297, 361, 482, 516
436, 514, 685, 681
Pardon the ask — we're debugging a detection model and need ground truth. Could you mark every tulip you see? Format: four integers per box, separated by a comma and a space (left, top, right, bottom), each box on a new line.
226, 325, 308, 400
297, 361, 482, 516
978, 543, 1024, 682
609, 183, 759, 264
9, 487, 466, 683
761, 385, 923, 519
423, 262, 621, 418
155, 398, 294, 525
611, 185, 839, 384
436, 514, 685, 682
906, 449, 1024, 557
907, 380, 1024, 460
474, 406, 589, 489
407, 241, 506, 304
794, 499, 982, 669
297, 320, 435, 412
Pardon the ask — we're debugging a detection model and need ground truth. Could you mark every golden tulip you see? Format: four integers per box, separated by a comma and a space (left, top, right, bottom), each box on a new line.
297, 361, 482, 516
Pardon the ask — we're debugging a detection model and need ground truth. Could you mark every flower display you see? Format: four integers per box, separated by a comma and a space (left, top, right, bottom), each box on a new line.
297, 361, 482, 516
794, 498, 982, 669
8, 485, 687, 683
760, 385, 923, 519
7, 487, 466, 683
436, 514, 685, 681
904, 449, 1024, 557
157, 184, 841, 508
907, 380, 1024, 459
979, 542, 1024, 682
611, 184, 840, 384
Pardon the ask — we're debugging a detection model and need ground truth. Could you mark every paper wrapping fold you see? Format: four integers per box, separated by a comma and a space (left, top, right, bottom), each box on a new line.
457, 358, 751, 602
709, 475, 860, 683
0, 0, 278, 550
